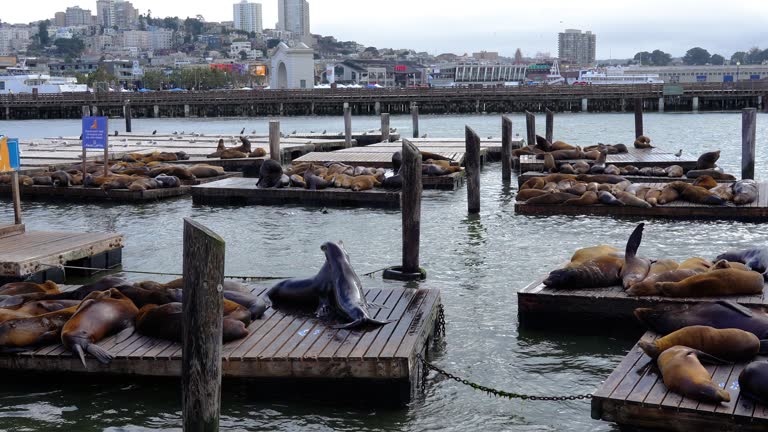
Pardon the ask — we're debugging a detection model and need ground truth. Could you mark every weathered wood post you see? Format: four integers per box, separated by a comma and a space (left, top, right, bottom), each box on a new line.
465, 126, 481, 214
381, 113, 390, 143
634, 98, 644, 138
501, 115, 513, 183
269, 120, 280, 163
545, 108, 554, 143
182, 218, 224, 432
343, 103, 352, 147
742, 108, 757, 180
10, 171, 22, 225
124, 100, 132, 133
103, 139, 109, 177
525, 111, 535, 147
411, 103, 419, 138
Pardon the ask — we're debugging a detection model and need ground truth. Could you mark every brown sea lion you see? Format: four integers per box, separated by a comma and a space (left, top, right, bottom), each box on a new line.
657, 345, 730, 403
620, 224, 651, 289
0, 281, 59, 296
559, 163, 576, 174
543, 153, 556, 172
573, 160, 590, 174
603, 165, 621, 176
685, 169, 737, 180
655, 267, 764, 297
733, 180, 758, 205
524, 192, 579, 205
0, 308, 31, 323
128, 178, 160, 192
710, 183, 734, 202
520, 177, 546, 190
61, 289, 139, 366
232, 136, 252, 154
542, 173, 577, 183
135, 303, 248, 343
218, 148, 248, 159
13, 300, 81, 316
626, 259, 680, 296
564, 182, 587, 196
539, 149, 583, 160
543, 253, 624, 289
633, 135, 653, 149
692, 175, 718, 190
657, 185, 680, 204
697, 150, 720, 169
249, 147, 267, 158
582, 150, 602, 160
517, 189, 550, 201
575, 174, 627, 184
551, 140, 578, 151
615, 191, 652, 208
598, 191, 623, 205
639, 326, 765, 361
566, 245, 620, 268
0, 306, 78, 351
675, 182, 727, 206
189, 164, 224, 178
665, 165, 684, 178
623, 165, 639, 175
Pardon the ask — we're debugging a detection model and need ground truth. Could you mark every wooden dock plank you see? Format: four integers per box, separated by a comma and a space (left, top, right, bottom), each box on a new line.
333, 289, 398, 359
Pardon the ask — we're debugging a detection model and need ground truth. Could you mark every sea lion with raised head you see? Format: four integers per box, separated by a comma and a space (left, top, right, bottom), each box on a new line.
256, 159, 284, 188
51, 171, 72, 187
638, 326, 766, 361
657, 345, 731, 403
697, 150, 720, 169
739, 361, 768, 404
535, 135, 553, 152
543, 153, 556, 172
634, 301, 768, 339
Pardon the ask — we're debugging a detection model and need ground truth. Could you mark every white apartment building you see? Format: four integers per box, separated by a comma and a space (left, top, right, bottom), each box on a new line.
233, 1, 263, 33
278, 0, 310, 37
150, 30, 174, 50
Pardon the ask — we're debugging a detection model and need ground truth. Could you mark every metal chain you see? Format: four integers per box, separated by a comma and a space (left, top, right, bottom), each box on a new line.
416, 354, 592, 402
435, 303, 446, 338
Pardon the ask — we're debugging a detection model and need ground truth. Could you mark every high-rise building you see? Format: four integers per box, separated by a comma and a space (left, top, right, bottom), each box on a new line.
96, 0, 115, 28
233, 1, 263, 33
65, 6, 93, 27
54, 12, 67, 27
278, 0, 310, 37
557, 29, 596, 65
114, 1, 139, 30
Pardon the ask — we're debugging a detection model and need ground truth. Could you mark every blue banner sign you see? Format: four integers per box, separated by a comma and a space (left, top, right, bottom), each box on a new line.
0, 136, 20, 172
82, 116, 109, 150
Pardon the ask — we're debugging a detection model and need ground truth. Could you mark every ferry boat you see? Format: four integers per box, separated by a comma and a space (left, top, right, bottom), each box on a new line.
573, 67, 663, 85
0, 68, 88, 94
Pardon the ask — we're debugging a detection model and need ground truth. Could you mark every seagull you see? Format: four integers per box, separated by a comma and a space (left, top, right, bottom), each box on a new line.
251, 130, 257, 134
487, 136, 493, 140
152, 130, 157, 135
291, 130, 297, 134
114, 130, 119, 136
322, 129, 327, 134
180, 130, 185, 135
240, 127, 245, 135
173, 131, 178, 135
674, 149, 683, 158
421, 134, 427, 138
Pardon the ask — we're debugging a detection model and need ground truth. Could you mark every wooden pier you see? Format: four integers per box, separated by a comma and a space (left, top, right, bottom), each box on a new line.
591, 332, 768, 431
517, 278, 768, 331
0, 224, 123, 283
0, 285, 442, 405
517, 148, 698, 173
191, 177, 402, 208
515, 182, 768, 220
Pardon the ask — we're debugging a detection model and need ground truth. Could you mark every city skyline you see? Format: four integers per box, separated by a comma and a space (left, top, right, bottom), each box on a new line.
1, 0, 766, 59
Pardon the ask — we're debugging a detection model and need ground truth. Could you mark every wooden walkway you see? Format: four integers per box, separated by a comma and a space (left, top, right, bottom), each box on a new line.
191, 177, 402, 208
0, 225, 123, 282
515, 182, 768, 220
518, 148, 698, 173
592, 332, 768, 431
0, 285, 442, 405
517, 278, 768, 331
517, 171, 737, 187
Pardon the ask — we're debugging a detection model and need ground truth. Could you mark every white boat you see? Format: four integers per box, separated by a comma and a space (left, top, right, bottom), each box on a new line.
0, 73, 88, 94
573, 67, 663, 85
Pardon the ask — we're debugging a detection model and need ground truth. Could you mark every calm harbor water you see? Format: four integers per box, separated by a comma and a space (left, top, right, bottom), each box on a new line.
0, 112, 767, 431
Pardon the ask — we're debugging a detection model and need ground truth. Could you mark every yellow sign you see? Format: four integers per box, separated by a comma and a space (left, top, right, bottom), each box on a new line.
0, 137, 9, 171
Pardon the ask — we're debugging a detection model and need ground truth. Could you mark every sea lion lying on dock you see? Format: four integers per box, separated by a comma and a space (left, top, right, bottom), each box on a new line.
638, 325, 765, 362
633, 135, 653, 149
657, 346, 731, 403
135, 303, 248, 343
634, 301, 768, 339
739, 361, 768, 404
0, 306, 79, 352
654, 260, 764, 297
716, 247, 768, 278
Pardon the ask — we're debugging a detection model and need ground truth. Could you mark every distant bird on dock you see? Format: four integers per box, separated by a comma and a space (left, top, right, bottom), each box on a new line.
487, 136, 493, 140
114, 130, 119, 136
251, 130, 257, 134
421, 134, 427, 138
240, 127, 245, 135
322, 129, 327, 134
173, 131, 178, 135
180, 130, 185, 135
674, 149, 683, 158
152, 130, 157, 135
290, 130, 297, 134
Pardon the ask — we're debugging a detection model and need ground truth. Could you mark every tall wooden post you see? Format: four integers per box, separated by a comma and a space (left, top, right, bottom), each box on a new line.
525, 111, 535, 147
124, 100, 132, 133
10, 171, 22, 225
182, 218, 224, 432
545, 108, 554, 143
381, 113, 390, 143
401, 139, 422, 274
465, 126, 481, 214
742, 108, 757, 180
411, 103, 419, 138
634, 98, 644, 138
343, 103, 352, 147
501, 115, 513, 183
269, 120, 280, 163
81, 143, 87, 181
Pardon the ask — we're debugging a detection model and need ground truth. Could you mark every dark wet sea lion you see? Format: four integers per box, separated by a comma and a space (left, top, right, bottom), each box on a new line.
419, 151, 453, 163
256, 159, 284, 188
32, 176, 53, 186
598, 191, 623, 206
61, 289, 139, 366
716, 247, 768, 277
155, 175, 181, 188
739, 361, 768, 404
135, 303, 248, 343
669, 181, 727, 206
733, 180, 758, 205
13, 300, 81, 316
657, 345, 731, 403
603, 165, 621, 176
535, 135, 553, 152
634, 301, 768, 339
51, 171, 72, 187
0, 306, 78, 351
391, 151, 402, 172
322, 241, 389, 328
639, 325, 765, 361
266, 261, 332, 309
382, 173, 402, 189
304, 167, 331, 190
0, 281, 59, 296
655, 267, 764, 297
542, 149, 583, 160
620, 223, 651, 289
685, 169, 736, 180
290, 174, 307, 188
222, 291, 268, 320
697, 150, 720, 169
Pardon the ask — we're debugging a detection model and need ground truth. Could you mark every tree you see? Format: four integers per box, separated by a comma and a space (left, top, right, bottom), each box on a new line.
38, 20, 50, 46
710, 54, 725, 65
266, 38, 281, 49
633, 51, 651, 65
239, 50, 248, 60
731, 51, 747, 65
54, 38, 85, 58
682, 47, 711, 65
141, 70, 165, 89
650, 50, 672, 66
87, 66, 117, 86
744, 47, 768, 65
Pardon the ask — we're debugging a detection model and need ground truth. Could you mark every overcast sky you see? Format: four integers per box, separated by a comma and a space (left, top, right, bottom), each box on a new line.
2, 0, 766, 59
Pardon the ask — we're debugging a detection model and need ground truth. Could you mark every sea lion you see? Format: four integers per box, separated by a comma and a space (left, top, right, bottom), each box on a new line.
135, 303, 248, 343
639, 326, 765, 361
304, 168, 331, 190
41, 277, 129, 301
626, 259, 680, 296
598, 191, 623, 206
520, 177, 546, 190
733, 180, 758, 205
633, 136, 653, 149
552, 140, 578, 151
657, 345, 731, 403
189, 164, 224, 178
222, 290, 268, 320
685, 169, 736, 180
565, 245, 620, 268
538, 149, 582, 160
573, 160, 590, 174
657, 185, 680, 205
419, 151, 453, 163
739, 361, 768, 404
692, 175, 717, 189
13, 300, 81, 316
564, 191, 599, 206
523, 192, 579, 205
207, 139, 227, 158
623, 165, 639, 175
249, 148, 267, 158
51, 171, 72, 187
543, 153, 556, 172
0, 306, 78, 351
635, 301, 768, 339
697, 150, 720, 169
517, 189, 550, 201
543, 252, 624, 289
232, 136, 252, 154
321, 241, 389, 328
0, 308, 30, 323
381, 173, 402, 189
148, 166, 195, 180
267, 261, 332, 311
128, 178, 160, 192
575, 174, 627, 184
716, 247, 768, 277
665, 165, 684, 178
604, 165, 621, 176
0, 281, 59, 296
61, 289, 139, 366
620, 223, 651, 289
564, 182, 587, 196
615, 191, 652, 208
290, 174, 307, 188
256, 159, 284, 188
422, 164, 451, 176
32, 176, 53, 186
559, 163, 576, 174
710, 183, 734, 202
655, 266, 764, 297
535, 135, 553, 152
219, 149, 248, 159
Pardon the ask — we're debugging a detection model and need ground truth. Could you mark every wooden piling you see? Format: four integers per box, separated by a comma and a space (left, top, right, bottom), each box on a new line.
343, 103, 352, 147
182, 218, 224, 432
545, 109, 554, 143
124, 101, 132, 133
10, 171, 22, 225
269, 120, 280, 163
501, 115, 513, 182
465, 126, 481, 214
411, 104, 419, 138
634, 98, 643, 138
381, 113, 390, 143
525, 111, 535, 147
742, 108, 757, 180
401, 139, 422, 274
81, 106, 90, 117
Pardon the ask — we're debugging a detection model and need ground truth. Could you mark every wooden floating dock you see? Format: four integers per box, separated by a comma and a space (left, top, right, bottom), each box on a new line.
515, 182, 768, 220
1, 183, 192, 202
517, 148, 698, 173
191, 177, 402, 208
517, 278, 768, 331
0, 285, 442, 405
0, 224, 123, 283
517, 171, 737, 187
591, 332, 768, 431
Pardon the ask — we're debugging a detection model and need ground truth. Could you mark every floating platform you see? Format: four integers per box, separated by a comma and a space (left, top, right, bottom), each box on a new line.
0, 225, 123, 283
0, 285, 442, 405
517, 149, 698, 173
515, 182, 768, 221
517, 171, 737, 188
591, 332, 768, 431
191, 177, 402, 208
517, 278, 768, 332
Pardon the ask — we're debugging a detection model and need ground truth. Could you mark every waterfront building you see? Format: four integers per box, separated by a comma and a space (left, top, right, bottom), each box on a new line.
558, 29, 596, 66
65, 6, 93, 27
233, 1, 263, 33
430, 62, 528, 87
624, 64, 768, 84
334, 60, 428, 87
270, 42, 314, 89
278, 0, 310, 37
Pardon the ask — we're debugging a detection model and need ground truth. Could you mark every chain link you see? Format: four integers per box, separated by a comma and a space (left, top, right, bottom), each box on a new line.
416, 354, 592, 402
435, 303, 446, 338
